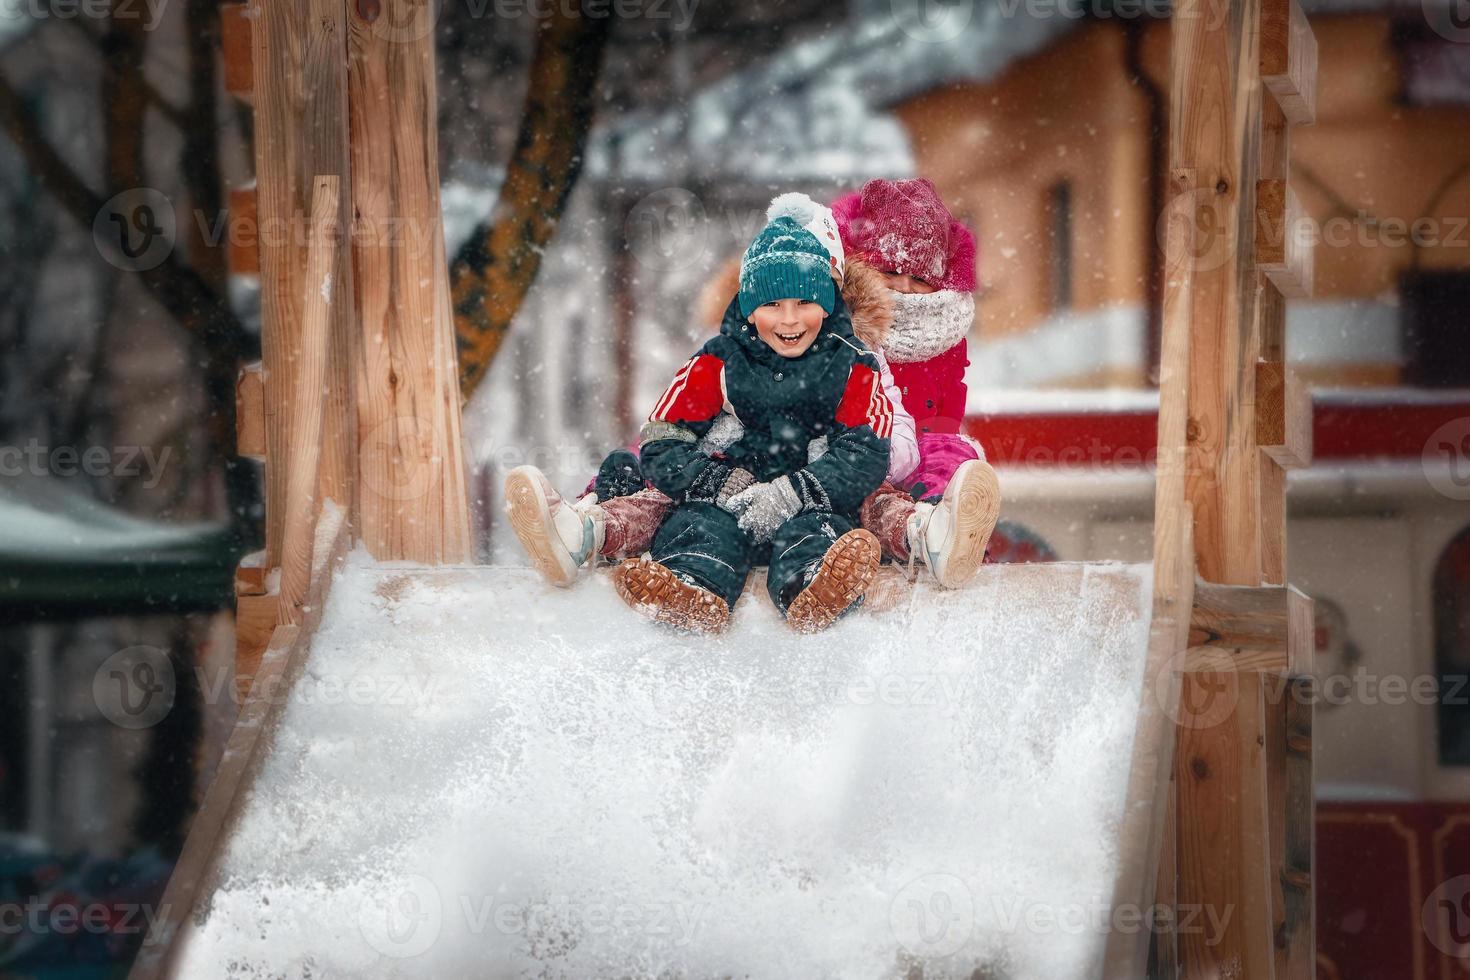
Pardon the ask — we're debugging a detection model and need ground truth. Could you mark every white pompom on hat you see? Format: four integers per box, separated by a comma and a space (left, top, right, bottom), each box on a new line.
768, 193, 845, 277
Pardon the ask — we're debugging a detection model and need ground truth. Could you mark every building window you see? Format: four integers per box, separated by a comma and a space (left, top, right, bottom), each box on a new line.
1046, 180, 1074, 312
1401, 270, 1470, 387
1436, 528, 1470, 766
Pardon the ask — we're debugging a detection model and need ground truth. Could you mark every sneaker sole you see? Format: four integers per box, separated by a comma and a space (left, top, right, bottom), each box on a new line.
786, 529, 882, 634
612, 558, 730, 634
932, 459, 1002, 589
504, 467, 579, 588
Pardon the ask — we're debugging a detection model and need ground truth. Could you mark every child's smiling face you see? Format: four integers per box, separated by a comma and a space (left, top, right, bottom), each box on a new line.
748, 298, 826, 358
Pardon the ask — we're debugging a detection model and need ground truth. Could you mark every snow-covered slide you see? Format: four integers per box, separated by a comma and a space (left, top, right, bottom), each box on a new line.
156, 555, 1174, 980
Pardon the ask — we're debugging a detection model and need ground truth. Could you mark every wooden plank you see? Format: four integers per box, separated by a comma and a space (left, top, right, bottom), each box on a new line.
1187, 583, 1312, 672
347, 0, 472, 563
1256, 361, 1312, 469
278, 175, 340, 625
127, 624, 300, 980
1260, 455, 1287, 586
1256, 179, 1314, 299
1104, 159, 1199, 980
233, 590, 278, 692
1187, 582, 1304, 673
227, 185, 259, 277
1151, 789, 1179, 980
235, 361, 265, 459
220, 2, 254, 104
1281, 676, 1315, 980
1173, 0, 1266, 587
1176, 672, 1277, 980
1260, 0, 1317, 126
234, 549, 268, 596
1266, 679, 1289, 980
250, 0, 358, 569
131, 506, 349, 980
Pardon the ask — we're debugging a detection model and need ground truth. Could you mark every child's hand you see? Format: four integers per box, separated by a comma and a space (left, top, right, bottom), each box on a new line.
726, 478, 801, 543
715, 467, 756, 508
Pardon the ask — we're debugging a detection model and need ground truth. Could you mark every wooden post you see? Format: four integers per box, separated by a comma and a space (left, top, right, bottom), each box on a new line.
279, 176, 341, 623
1164, 0, 1318, 974
346, 0, 472, 563
249, 0, 358, 572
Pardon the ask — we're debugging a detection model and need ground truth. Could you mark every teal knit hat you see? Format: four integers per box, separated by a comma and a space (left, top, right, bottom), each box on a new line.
738, 216, 837, 318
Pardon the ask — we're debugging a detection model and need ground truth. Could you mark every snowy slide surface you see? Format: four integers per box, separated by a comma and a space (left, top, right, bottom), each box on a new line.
178, 553, 1155, 979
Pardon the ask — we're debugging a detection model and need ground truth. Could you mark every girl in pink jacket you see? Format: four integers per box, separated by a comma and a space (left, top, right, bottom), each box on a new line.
832, 178, 1001, 588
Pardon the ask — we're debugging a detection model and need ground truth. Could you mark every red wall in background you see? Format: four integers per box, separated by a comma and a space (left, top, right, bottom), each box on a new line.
1318, 802, 1470, 980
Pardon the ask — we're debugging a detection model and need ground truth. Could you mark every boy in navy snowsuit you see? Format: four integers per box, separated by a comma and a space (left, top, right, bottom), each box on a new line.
610, 215, 894, 633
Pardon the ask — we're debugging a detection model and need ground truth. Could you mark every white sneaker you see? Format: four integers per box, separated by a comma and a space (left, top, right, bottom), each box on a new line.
504, 466, 605, 587
905, 459, 1001, 589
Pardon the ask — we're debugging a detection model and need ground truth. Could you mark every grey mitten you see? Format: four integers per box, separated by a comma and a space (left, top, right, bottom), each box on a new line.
726, 477, 802, 544
698, 413, 746, 455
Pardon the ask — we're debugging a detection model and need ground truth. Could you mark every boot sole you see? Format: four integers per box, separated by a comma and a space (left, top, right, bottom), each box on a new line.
931, 459, 1002, 589
612, 558, 731, 634
786, 529, 881, 634
504, 466, 579, 588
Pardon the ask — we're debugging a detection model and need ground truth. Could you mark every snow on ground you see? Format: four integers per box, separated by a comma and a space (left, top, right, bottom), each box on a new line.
179, 553, 1154, 979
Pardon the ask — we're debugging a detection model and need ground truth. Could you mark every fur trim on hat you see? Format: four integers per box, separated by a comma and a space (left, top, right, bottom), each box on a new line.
840, 258, 892, 352
695, 258, 744, 329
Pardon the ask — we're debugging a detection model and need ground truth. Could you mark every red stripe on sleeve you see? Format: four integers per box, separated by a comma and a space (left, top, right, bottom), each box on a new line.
835, 364, 893, 439
650, 354, 726, 424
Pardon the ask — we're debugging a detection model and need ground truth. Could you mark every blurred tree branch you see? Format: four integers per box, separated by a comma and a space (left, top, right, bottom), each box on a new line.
450, 9, 613, 398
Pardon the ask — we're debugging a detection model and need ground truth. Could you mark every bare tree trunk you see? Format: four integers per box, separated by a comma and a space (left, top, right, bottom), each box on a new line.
450, 10, 613, 398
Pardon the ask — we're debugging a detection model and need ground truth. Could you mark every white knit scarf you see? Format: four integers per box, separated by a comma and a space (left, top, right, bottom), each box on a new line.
884, 289, 976, 364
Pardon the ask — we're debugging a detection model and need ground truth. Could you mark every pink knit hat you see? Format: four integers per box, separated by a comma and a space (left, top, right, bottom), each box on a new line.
830, 178, 977, 293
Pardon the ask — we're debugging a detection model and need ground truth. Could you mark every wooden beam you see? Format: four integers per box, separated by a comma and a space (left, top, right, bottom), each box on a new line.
219, 2, 253, 105
1176, 673, 1278, 980
1260, 0, 1317, 126
226, 185, 259, 277
1187, 582, 1313, 674
1260, 455, 1288, 586
1281, 676, 1316, 980
347, 0, 472, 563
131, 506, 349, 980
234, 549, 268, 596
278, 175, 340, 625
233, 590, 278, 693
1173, 0, 1266, 587
126, 624, 300, 980
1256, 180, 1314, 299
235, 361, 265, 459
1105, 164, 1199, 979
250, 0, 358, 569
1256, 360, 1313, 469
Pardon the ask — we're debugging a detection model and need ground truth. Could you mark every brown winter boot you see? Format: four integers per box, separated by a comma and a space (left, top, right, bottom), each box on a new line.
785, 529, 882, 634
611, 557, 731, 634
